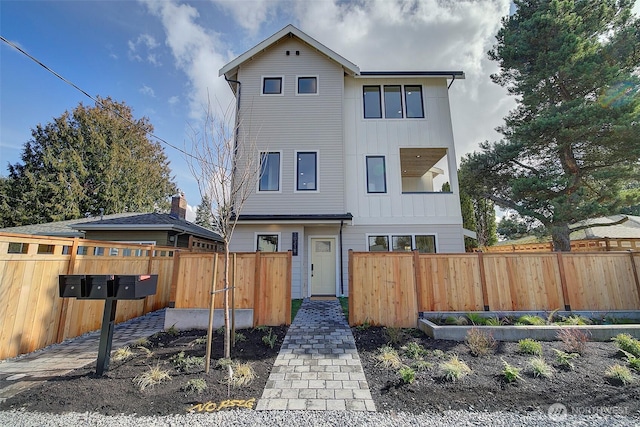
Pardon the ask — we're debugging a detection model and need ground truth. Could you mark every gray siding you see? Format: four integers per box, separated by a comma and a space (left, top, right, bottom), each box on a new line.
236, 37, 346, 215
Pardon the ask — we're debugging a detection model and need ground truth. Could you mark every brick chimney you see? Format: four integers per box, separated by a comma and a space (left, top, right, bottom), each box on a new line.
170, 193, 187, 220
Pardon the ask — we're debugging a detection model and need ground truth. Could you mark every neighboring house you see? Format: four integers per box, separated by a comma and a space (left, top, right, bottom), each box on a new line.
220, 25, 465, 298
569, 215, 640, 240
1, 195, 224, 252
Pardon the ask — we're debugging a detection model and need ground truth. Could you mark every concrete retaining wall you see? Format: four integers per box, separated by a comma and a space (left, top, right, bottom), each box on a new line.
164, 308, 254, 330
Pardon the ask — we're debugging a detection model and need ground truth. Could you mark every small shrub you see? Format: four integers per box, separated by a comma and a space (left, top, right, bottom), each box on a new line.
502, 360, 523, 383
229, 362, 257, 387
191, 336, 207, 346
182, 378, 207, 395
376, 346, 402, 370
485, 317, 502, 326
399, 366, 416, 384
466, 313, 487, 326
411, 360, 433, 371
557, 328, 590, 354
605, 364, 633, 385
133, 362, 171, 391
516, 315, 546, 326
356, 319, 372, 331
553, 349, 580, 370
402, 342, 428, 359
465, 328, 496, 357
234, 332, 247, 342
217, 358, 233, 368
431, 349, 446, 358
165, 324, 179, 336
112, 346, 135, 362
133, 337, 151, 347
384, 327, 406, 346
612, 333, 640, 358
529, 357, 554, 379
518, 339, 543, 356
445, 316, 468, 326
439, 355, 471, 382
170, 351, 205, 372
262, 329, 277, 349
620, 350, 640, 372
558, 315, 591, 326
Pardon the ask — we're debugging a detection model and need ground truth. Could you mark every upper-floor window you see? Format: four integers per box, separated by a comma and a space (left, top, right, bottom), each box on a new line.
363, 85, 424, 119
297, 76, 318, 94
262, 77, 283, 95
296, 151, 317, 191
366, 156, 386, 193
400, 148, 450, 193
259, 152, 281, 191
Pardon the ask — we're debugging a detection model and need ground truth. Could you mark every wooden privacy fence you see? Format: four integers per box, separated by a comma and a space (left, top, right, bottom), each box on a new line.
349, 250, 640, 328
170, 251, 292, 327
484, 238, 640, 253
0, 233, 176, 360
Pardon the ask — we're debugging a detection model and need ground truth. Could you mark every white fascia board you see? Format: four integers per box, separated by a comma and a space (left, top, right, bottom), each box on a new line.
463, 228, 478, 239
219, 24, 360, 77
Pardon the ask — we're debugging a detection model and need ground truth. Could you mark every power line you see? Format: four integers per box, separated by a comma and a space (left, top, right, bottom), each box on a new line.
0, 35, 198, 161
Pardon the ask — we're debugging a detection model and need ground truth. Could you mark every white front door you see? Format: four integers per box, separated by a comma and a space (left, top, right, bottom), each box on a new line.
310, 237, 336, 296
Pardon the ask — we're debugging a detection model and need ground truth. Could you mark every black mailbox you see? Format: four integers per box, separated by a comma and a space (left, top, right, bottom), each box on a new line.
84, 275, 115, 299
114, 275, 158, 300
59, 275, 86, 298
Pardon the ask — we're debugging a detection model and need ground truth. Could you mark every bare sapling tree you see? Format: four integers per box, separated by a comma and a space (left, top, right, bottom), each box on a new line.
187, 98, 261, 373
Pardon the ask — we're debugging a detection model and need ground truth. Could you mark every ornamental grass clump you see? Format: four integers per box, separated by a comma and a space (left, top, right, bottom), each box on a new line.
376, 346, 402, 370
111, 346, 135, 362
605, 364, 633, 385
529, 357, 554, 379
439, 355, 472, 382
612, 333, 640, 358
502, 360, 523, 383
401, 342, 428, 360
518, 338, 543, 356
553, 349, 580, 370
556, 328, 590, 354
465, 328, 497, 357
182, 378, 207, 395
516, 315, 546, 326
133, 362, 171, 391
229, 362, 257, 387
399, 366, 416, 384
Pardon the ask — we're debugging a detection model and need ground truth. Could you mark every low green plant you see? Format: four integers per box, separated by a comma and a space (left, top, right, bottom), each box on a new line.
170, 351, 205, 372
182, 378, 207, 395
165, 324, 179, 336
411, 360, 433, 371
399, 366, 416, 384
445, 316, 468, 326
518, 338, 543, 356
356, 319, 372, 331
338, 297, 349, 319
553, 349, 580, 370
112, 346, 135, 362
384, 327, 406, 346
502, 360, 523, 383
620, 350, 640, 372
612, 333, 640, 358
137, 346, 154, 358
291, 299, 303, 322
605, 364, 633, 385
217, 358, 233, 368
216, 326, 225, 335
234, 332, 247, 342
465, 328, 496, 357
133, 337, 151, 347
253, 325, 270, 333
466, 313, 487, 326
556, 328, 590, 354
516, 315, 546, 326
529, 357, 554, 379
558, 315, 591, 326
133, 362, 171, 391
439, 355, 471, 382
229, 362, 257, 387
191, 336, 207, 346
376, 346, 402, 369
431, 349, 446, 358
262, 328, 277, 349
485, 317, 502, 326
401, 342, 428, 359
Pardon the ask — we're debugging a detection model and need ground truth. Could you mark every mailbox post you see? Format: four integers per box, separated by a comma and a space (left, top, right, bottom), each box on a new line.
58, 274, 158, 376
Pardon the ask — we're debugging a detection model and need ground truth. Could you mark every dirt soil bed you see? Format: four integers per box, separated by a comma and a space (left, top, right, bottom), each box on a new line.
0, 326, 286, 416
352, 326, 640, 416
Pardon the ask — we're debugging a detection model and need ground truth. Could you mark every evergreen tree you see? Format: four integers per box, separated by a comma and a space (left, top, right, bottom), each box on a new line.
195, 195, 213, 229
460, 0, 640, 251
0, 97, 177, 227
443, 181, 497, 250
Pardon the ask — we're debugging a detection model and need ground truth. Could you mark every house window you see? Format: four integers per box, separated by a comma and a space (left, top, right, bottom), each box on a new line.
363, 86, 382, 118
368, 235, 389, 251
392, 235, 412, 252
415, 235, 436, 253
257, 234, 278, 252
366, 156, 386, 193
259, 152, 280, 191
405, 85, 424, 118
296, 151, 317, 191
400, 148, 451, 193
384, 85, 403, 118
262, 77, 282, 94
297, 76, 317, 94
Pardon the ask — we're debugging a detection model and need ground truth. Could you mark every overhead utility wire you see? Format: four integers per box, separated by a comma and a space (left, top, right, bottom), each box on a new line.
0, 35, 198, 161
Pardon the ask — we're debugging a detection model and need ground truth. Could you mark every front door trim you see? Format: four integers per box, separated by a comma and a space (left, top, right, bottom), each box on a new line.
307, 235, 339, 297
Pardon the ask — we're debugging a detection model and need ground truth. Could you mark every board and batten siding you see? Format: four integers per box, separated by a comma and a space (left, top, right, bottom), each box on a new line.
343, 77, 463, 225
235, 37, 346, 216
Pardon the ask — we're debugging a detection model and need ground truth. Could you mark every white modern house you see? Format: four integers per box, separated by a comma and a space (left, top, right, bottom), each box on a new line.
220, 25, 465, 299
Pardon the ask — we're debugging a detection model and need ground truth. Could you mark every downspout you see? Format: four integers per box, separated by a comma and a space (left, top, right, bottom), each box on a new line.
447, 74, 456, 90
339, 220, 344, 296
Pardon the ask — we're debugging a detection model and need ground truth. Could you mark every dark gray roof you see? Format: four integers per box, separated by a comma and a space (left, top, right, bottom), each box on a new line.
0, 213, 142, 237
72, 213, 223, 242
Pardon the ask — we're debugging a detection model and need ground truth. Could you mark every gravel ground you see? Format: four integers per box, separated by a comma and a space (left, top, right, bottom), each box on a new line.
1, 409, 639, 426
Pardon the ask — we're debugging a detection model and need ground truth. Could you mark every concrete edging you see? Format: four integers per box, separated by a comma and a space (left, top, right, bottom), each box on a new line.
164, 308, 254, 330
419, 311, 640, 342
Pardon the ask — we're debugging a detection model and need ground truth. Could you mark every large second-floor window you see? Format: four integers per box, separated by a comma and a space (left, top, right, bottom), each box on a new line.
384, 86, 403, 118
296, 151, 317, 191
366, 156, 386, 193
363, 86, 382, 118
259, 152, 280, 191
404, 86, 424, 118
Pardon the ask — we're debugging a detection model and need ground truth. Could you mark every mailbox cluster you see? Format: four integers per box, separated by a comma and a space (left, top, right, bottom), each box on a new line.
59, 274, 158, 300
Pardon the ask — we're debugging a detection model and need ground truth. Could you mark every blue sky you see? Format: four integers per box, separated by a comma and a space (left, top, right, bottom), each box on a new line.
2, 1, 638, 219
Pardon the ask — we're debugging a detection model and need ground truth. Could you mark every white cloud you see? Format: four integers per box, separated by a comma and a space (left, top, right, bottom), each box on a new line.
128, 33, 161, 66
168, 95, 180, 105
209, 0, 274, 34
139, 85, 156, 97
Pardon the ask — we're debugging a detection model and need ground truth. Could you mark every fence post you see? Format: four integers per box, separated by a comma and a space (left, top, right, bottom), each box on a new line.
348, 250, 353, 326
556, 252, 571, 311
168, 251, 181, 308
629, 251, 640, 304
285, 251, 292, 325
253, 251, 262, 327
477, 252, 490, 311
413, 250, 423, 314
56, 237, 80, 343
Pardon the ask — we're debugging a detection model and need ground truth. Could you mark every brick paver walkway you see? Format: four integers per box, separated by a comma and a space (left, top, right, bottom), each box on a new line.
256, 299, 376, 411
